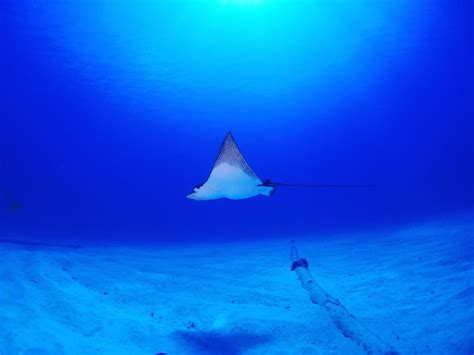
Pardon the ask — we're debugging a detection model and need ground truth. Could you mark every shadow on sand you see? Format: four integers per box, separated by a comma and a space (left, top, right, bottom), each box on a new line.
175, 330, 272, 354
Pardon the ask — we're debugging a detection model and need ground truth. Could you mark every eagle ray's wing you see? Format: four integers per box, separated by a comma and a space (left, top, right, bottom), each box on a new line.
211, 131, 261, 181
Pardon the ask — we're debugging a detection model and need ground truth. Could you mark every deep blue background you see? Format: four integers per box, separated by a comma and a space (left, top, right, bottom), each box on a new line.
1, 0, 473, 243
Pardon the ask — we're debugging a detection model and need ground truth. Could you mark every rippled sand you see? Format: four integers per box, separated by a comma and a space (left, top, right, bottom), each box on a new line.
0, 221, 472, 354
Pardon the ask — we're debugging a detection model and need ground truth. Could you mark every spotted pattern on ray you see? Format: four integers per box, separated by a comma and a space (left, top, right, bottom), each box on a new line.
213, 132, 260, 180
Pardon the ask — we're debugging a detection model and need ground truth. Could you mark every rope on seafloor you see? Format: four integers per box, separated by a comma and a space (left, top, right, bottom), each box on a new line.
290, 241, 398, 355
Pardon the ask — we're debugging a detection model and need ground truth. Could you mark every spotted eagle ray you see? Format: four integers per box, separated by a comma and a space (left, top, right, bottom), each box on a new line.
187, 132, 371, 201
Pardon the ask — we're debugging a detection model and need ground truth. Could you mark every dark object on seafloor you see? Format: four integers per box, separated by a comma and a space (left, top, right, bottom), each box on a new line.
291, 258, 309, 271
290, 241, 398, 355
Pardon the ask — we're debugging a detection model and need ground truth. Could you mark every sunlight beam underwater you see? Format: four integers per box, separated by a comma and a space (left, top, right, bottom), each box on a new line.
187, 132, 373, 200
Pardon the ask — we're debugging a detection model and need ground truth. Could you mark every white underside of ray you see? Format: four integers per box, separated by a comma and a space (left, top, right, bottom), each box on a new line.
196, 163, 269, 200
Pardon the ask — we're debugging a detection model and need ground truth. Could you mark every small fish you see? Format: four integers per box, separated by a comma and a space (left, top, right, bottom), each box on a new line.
9, 201, 23, 211
1, 189, 23, 211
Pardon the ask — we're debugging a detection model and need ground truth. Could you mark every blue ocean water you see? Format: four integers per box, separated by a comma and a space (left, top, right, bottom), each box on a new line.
0, 0, 473, 354
1, 0, 473, 243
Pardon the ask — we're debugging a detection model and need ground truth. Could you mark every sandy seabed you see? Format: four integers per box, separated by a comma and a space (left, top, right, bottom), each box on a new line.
0, 221, 473, 354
